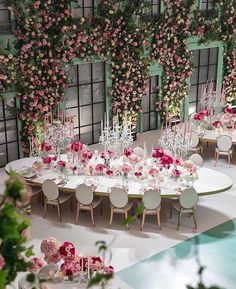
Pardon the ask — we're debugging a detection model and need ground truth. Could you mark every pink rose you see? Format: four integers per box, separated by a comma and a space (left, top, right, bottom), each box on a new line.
152, 147, 164, 158
59, 241, 76, 261
106, 169, 113, 176
42, 156, 52, 164
44, 252, 62, 264
224, 107, 234, 114
104, 265, 114, 273
70, 141, 83, 152
124, 147, 133, 157
95, 164, 105, 173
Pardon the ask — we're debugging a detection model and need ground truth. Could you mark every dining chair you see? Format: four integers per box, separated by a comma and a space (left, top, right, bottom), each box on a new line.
190, 131, 203, 155
75, 184, 102, 227
215, 135, 233, 167
188, 153, 204, 167
109, 187, 133, 229
133, 147, 145, 158
42, 179, 73, 222
170, 188, 199, 230
141, 189, 161, 230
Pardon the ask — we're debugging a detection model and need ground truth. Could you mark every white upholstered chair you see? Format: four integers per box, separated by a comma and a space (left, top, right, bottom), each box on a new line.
170, 188, 199, 230
190, 131, 203, 155
109, 187, 133, 229
188, 154, 204, 167
75, 184, 102, 227
133, 147, 145, 158
141, 189, 161, 230
215, 135, 233, 167
42, 180, 73, 222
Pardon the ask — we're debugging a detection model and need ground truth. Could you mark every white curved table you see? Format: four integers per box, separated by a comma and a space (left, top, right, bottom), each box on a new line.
5, 157, 233, 198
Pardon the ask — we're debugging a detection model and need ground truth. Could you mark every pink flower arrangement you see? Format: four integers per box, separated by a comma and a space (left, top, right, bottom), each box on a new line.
148, 168, 159, 177
59, 241, 76, 261
44, 252, 62, 264
82, 151, 93, 163
95, 164, 105, 174
106, 169, 113, 176
212, 120, 221, 128
124, 147, 133, 157
128, 154, 140, 164
41, 142, 52, 152
60, 258, 81, 277
193, 109, 209, 122
70, 141, 83, 152
91, 256, 104, 271
99, 150, 114, 159
224, 107, 234, 114
134, 171, 142, 178
120, 164, 131, 175
41, 237, 60, 256
28, 257, 43, 273
104, 265, 114, 274
152, 147, 164, 159
160, 154, 173, 168
57, 160, 67, 170
70, 165, 77, 174
171, 169, 181, 178
42, 156, 52, 165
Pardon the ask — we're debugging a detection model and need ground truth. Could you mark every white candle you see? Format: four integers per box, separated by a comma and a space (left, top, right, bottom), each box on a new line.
87, 256, 90, 279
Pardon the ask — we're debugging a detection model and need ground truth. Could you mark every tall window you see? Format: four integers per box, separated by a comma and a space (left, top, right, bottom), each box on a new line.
142, 76, 159, 132
0, 1, 11, 34
201, 0, 214, 11
74, 0, 95, 18
189, 48, 218, 114
0, 97, 19, 167
65, 62, 106, 145
151, 0, 161, 18
201, 0, 215, 17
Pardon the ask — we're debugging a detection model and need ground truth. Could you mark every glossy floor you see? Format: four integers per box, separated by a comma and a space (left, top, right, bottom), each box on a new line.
1, 129, 236, 288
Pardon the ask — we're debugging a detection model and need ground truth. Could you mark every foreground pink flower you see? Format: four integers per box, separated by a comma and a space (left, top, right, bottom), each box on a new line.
28, 257, 43, 273
152, 147, 164, 159
59, 241, 76, 261
0, 254, 5, 270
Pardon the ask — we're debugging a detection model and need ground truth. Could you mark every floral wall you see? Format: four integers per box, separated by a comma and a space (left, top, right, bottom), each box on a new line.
0, 0, 235, 154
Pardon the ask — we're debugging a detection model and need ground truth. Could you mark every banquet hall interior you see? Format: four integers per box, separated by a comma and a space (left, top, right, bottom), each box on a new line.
0, 0, 236, 289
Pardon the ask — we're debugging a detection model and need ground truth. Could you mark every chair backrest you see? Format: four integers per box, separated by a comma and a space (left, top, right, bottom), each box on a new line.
109, 187, 128, 208
188, 154, 203, 167
133, 147, 144, 157
82, 144, 89, 152
42, 180, 59, 200
142, 189, 161, 210
217, 135, 232, 152
179, 188, 198, 209
75, 184, 94, 205
191, 131, 199, 148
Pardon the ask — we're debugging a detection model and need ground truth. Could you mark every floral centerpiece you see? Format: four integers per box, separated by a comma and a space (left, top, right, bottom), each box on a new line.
41, 142, 53, 155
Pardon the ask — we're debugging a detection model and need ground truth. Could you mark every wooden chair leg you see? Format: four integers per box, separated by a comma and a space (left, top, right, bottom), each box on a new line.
91, 207, 95, 227
193, 210, 197, 229
170, 201, 173, 219
109, 206, 114, 225
124, 209, 129, 229
57, 204, 62, 222
157, 210, 161, 230
228, 154, 231, 167
140, 209, 146, 231
76, 203, 80, 222
43, 201, 48, 218
70, 196, 73, 212
177, 211, 182, 231
100, 206, 103, 216
215, 152, 219, 166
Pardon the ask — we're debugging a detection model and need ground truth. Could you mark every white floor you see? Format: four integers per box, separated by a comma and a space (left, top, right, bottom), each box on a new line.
2, 129, 236, 288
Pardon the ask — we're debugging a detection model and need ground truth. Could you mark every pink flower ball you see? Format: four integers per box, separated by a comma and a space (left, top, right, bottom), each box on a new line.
41, 237, 60, 256
59, 242, 76, 261
44, 252, 62, 264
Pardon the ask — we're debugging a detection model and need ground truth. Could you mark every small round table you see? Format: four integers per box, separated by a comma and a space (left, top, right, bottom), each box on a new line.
5, 157, 233, 198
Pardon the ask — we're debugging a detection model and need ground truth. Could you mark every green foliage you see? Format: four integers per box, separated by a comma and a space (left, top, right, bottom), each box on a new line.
87, 272, 113, 289
0, 173, 33, 289
123, 201, 144, 226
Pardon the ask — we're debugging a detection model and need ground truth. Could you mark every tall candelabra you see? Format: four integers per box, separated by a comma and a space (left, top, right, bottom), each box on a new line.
99, 114, 133, 155
200, 82, 225, 114
159, 124, 192, 160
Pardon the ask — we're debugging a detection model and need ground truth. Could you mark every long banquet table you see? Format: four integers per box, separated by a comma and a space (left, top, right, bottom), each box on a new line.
197, 128, 236, 144
5, 157, 233, 198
